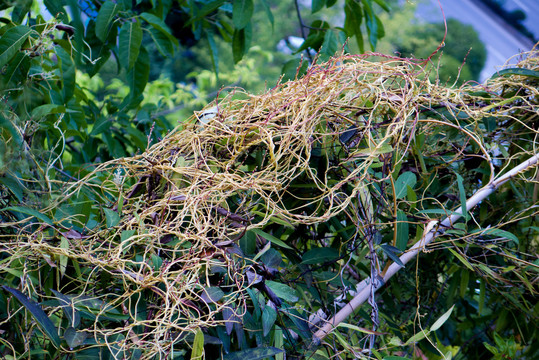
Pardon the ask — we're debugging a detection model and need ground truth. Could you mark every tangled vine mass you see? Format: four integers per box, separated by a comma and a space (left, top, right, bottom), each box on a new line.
1, 50, 538, 358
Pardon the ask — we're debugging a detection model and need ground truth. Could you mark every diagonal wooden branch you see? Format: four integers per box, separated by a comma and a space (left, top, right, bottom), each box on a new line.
312, 153, 539, 344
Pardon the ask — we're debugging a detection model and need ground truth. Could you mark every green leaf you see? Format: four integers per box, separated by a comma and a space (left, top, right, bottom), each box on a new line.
251, 228, 293, 249
126, 46, 150, 108
491, 67, 539, 79
207, 32, 219, 77
148, 27, 174, 57
262, 304, 277, 336
260, 0, 274, 29
232, 28, 246, 63
265, 281, 299, 302
448, 248, 474, 271
395, 210, 409, 251
405, 329, 429, 345
31, 104, 66, 119
201, 287, 225, 304
301, 247, 339, 265
2, 286, 61, 348
119, 21, 142, 71
430, 305, 454, 331
64, 327, 88, 348
191, 329, 204, 360
3, 206, 53, 225
478, 278, 485, 315
233, 0, 254, 30
55, 47, 76, 102
0, 25, 33, 68
344, 0, 364, 53
224, 347, 284, 360
380, 244, 404, 267
456, 174, 468, 220
103, 208, 120, 227
140, 12, 179, 46
312, 0, 325, 13
95, 1, 122, 42
477, 228, 519, 245
51, 289, 80, 328
395, 171, 416, 199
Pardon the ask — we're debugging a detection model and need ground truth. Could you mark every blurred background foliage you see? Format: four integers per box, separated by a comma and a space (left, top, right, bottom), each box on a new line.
0, 0, 537, 359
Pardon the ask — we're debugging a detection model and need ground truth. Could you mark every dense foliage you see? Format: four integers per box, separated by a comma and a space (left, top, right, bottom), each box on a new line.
1, 1, 538, 360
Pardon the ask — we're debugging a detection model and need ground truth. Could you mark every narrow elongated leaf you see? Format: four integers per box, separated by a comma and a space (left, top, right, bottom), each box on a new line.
126, 46, 150, 108
2, 286, 61, 348
430, 305, 454, 331
301, 247, 339, 265
251, 228, 293, 249
491, 67, 539, 79
448, 248, 474, 271
260, 0, 274, 29
0, 25, 33, 68
395, 210, 409, 251
232, 28, 246, 63
207, 31, 219, 76
344, 0, 364, 52
3, 206, 53, 225
51, 289, 80, 328
95, 1, 122, 42
395, 172, 416, 199
119, 21, 142, 71
233, 0, 254, 30
191, 330, 204, 360
456, 174, 468, 219
380, 244, 404, 267
140, 12, 179, 46
224, 347, 284, 360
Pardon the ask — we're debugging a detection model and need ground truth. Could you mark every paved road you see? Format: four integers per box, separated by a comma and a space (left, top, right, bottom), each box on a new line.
423, 0, 536, 81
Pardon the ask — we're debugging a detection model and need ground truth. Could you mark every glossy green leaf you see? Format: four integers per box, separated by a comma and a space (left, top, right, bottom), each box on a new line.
301, 247, 339, 265
251, 228, 293, 249
262, 304, 277, 336
207, 31, 219, 76
265, 281, 299, 302
395, 210, 409, 251
405, 329, 429, 345
224, 347, 284, 360
191, 329, 204, 360
233, 0, 254, 30
0, 25, 33, 68
119, 21, 142, 71
95, 1, 122, 42
2, 286, 61, 348
201, 287, 225, 304
395, 171, 416, 199
31, 104, 66, 119
140, 12, 179, 46
1, 51, 30, 88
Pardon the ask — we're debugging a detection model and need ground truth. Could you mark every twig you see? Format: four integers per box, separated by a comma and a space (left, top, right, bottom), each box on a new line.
311, 153, 539, 344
